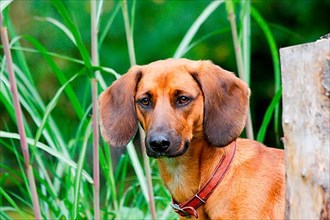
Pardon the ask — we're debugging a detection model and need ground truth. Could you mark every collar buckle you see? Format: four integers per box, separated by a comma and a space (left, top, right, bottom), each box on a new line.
171, 203, 190, 217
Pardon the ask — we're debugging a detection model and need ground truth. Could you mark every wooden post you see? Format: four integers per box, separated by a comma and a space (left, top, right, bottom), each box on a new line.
280, 39, 330, 219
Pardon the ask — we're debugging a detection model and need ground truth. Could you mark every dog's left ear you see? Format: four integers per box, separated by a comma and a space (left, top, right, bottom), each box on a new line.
190, 60, 250, 147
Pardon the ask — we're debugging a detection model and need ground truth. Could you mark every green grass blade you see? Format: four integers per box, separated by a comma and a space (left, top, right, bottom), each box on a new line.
4, 137, 31, 216
101, 66, 121, 79
33, 73, 78, 147
121, 0, 136, 65
51, 0, 93, 77
0, 187, 24, 218
5, 45, 83, 65
99, 3, 121, 49
3, 12, 34, 83
160, 203, 174, 220
174, 0, 224, 58
251, 7, 280, 90
51, 1, 107, 87
0, 187, 25, 218
3, 39, 87, 156
22, 35, 85, 119
118, 183, 143, 219
240, 0, 251, 85
126, 141, 149, 202
130, 0, 136, 35
0, 77, 16, 121
1, 68, 65, 152
115, 153, 129, 199
35, 16, 77, 46
226, 0, 244, 79
70, 103, 92, 156
96, 0, 104, 26
34, 155, 57, 197
3, 44, 119, 83
226, 0, 254, 139
6, 191, 34, 213
99, 142, 118, 212
251, 6, 281, 136
269, 23, 303, 42
4, 130, 61, 214
182, 27, 230, 56
0, 210, 10, 220
0, 1, 14, 12
256, 87, 282, 143
0, 164, 20, 185
2, 35, 84, 126
1, 24, 42, 218
72, 122, 92, 219
0, 131, 94, 184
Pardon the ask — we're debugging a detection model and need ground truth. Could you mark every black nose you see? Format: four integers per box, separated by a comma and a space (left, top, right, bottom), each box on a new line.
148, 133, 171, 152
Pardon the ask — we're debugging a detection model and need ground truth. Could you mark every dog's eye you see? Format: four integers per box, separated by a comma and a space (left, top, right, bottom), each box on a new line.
139, 97, 151, 108
177, 96, 191, 106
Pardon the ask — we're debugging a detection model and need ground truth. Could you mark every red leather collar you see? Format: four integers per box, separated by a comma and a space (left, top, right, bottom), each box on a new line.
171, 140, 237, 218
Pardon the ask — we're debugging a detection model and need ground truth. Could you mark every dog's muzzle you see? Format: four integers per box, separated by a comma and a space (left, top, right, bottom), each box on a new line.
145, 131, 189, 158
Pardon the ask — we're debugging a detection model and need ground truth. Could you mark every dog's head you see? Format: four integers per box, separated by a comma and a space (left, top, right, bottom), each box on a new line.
99, 59, 250, 158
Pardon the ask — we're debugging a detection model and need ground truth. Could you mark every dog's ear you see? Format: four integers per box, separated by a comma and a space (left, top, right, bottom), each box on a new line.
190, 61, 250, 147
99, 66, 142, 147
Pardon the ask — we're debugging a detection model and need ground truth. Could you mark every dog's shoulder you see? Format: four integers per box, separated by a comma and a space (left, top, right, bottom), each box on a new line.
207, 138, 285, 219
234, 138, 285, 189
236, 138, 284, 164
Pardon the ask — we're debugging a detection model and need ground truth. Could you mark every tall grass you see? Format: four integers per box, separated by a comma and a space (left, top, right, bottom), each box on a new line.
0, 1, 282, 219
1, 15, 41, 219
225, 0, 254, 140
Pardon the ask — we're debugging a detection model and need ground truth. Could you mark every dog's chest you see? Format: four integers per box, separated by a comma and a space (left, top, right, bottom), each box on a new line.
166, 163, 185, 191
159, 159, 199, 202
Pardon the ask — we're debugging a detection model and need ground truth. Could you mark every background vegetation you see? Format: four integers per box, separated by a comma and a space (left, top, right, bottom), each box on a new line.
0, 0, 329, 219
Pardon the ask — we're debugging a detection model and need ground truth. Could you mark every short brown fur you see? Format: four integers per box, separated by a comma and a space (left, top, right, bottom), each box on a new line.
99, 59, 285, 219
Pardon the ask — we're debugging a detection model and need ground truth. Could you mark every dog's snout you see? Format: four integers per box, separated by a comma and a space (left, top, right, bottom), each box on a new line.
148, 133, 171, 152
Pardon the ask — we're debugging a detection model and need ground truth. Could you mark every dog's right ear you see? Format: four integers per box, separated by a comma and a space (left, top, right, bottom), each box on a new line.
189, 60, 250, 147
99, 66, 142, 147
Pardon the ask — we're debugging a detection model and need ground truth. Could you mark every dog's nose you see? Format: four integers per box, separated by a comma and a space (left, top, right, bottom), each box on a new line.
148, 133, 170, 152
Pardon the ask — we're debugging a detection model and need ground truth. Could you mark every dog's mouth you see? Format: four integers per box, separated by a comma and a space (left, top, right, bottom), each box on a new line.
146, 140, 190, 158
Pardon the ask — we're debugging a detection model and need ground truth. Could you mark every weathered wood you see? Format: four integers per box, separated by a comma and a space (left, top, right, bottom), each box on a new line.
280, 39, 330, 219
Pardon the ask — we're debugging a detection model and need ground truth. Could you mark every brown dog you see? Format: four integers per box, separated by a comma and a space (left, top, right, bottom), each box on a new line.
99, 59, 285, 219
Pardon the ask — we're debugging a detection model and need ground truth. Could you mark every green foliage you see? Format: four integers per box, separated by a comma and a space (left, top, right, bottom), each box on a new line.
1, 0, 328, 219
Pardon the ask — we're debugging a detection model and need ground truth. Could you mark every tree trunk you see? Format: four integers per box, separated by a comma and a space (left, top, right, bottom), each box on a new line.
280, 38, 330, 219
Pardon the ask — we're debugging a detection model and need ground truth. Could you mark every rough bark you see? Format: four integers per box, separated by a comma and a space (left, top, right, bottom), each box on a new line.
280, 39, 330, 219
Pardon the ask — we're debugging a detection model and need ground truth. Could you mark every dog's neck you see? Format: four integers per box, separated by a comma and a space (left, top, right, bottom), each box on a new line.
157, 138, 227, 203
